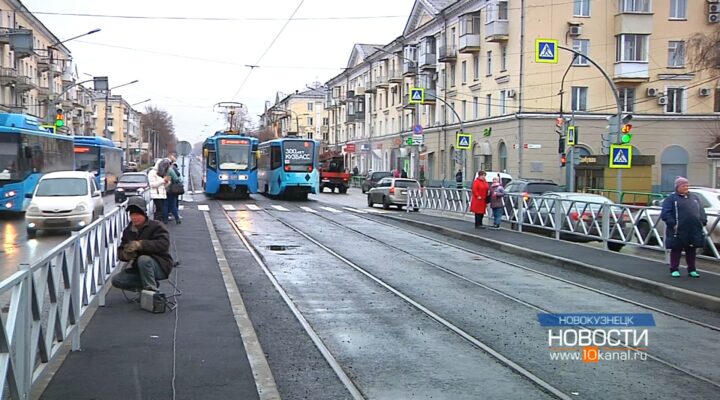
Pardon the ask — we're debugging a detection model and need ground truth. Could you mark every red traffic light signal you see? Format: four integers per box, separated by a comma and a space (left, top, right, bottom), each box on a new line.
560, 153, 567, 167
621, 124, 632, 133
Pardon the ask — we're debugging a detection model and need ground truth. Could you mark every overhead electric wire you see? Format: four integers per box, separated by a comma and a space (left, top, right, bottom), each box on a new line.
28, 10, 405, 21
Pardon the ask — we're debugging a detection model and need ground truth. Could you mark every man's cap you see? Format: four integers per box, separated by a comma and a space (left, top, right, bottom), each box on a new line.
126, 197, 147, 216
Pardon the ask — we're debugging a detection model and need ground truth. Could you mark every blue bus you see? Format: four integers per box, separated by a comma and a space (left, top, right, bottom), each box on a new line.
257, 137, 319, 200
202, 132, 259, 199
0, 113, 75, 212
73, 136, 123, 193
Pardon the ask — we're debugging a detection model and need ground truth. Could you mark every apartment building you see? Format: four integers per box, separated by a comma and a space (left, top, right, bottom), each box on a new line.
325, 0, 719, 191
260, 87, 325, 142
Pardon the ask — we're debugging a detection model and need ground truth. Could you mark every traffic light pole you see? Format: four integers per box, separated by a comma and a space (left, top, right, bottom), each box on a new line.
557, 45, 624, 195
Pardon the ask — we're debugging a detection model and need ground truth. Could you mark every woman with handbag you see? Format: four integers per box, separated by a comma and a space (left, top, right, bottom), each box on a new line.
660, 177, 707, 278
148, 159, 169, 221
163, 159, 183, 224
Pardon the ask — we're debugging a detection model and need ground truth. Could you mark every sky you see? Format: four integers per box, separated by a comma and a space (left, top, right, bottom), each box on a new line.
22, 0, 416, 144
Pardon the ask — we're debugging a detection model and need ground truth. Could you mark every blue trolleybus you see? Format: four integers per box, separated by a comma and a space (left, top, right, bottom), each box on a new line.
202, 132, 259, 199
258, 137, 319, 200
0, 113, 74, 212
73, 136, 123, 193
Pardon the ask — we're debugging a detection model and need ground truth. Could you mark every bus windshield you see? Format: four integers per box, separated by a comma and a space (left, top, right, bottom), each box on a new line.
218, 139, 250, 170
75, 147, 101, 175
0, 135, 22, 182
283, 141, 314, 166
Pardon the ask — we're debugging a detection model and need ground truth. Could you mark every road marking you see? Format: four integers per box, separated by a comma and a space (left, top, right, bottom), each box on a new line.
178, 205, 184, 210
343, 207, 367, 214
320, 206, 342, 213
222, 204, 236, 211
198, 204, 210, 211
204, 213, 281, 400
300, 206, 317, 213
246, 204, 262, 211
271, 205, 289, 211
366, 208, 389, 214
193, 190, 204, 194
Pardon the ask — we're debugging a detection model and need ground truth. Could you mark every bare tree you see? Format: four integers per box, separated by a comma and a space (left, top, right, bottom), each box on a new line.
688, 28, 720, 73
141, 105, 177, 160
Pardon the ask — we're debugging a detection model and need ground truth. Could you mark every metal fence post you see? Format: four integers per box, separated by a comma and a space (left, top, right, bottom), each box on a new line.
601, 203, 610, 251
554, 198, 562, 241
18, 264, 32, 399
517, 195, 525, 233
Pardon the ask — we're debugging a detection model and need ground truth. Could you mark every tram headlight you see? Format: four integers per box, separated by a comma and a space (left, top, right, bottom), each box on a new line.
4, 190, 16, 198
219, 174, 229, 180
237, 174, 248, 181
5, 201, 13, 209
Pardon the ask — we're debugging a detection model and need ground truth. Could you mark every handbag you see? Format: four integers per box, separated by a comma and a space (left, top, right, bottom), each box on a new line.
168, 182, 185, 195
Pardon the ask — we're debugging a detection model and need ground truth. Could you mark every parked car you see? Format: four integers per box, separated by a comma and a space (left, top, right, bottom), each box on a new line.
25, 171, 104, 238
637, 186, 720, 254
115, 172, 150, 203
521, 192, 626, 251
361, 171, 393, 193
503, 178, 561, 217
367, 178, 421, 210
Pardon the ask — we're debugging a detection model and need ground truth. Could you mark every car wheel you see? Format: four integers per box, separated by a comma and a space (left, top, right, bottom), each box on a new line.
361, 186, 367, 194
413, 208, 419, 212
367, 195, 374, 208
339, 187, 347, 194
382, 196, 391, 210
637, 220, 656, 245
607, 242, 624, 252
27, 228, 37, 239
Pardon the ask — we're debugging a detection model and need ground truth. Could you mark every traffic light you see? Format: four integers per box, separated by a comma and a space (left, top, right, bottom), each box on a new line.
620, 123, 633, 144
54, 109, 65, 128
558, 135, 565, 154
560, 153, 567, 167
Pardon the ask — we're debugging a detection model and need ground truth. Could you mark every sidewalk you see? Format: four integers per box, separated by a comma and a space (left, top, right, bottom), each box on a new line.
39, 206, 260, 400
380, 210, 720, 311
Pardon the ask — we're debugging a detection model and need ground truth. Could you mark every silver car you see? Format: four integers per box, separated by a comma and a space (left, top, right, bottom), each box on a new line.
367, 178, 421, 210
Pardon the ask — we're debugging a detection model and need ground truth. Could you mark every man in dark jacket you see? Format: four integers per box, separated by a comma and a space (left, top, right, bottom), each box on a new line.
660, 176, 707, 278
455, 168, 463, 189
112, 196, 174, 291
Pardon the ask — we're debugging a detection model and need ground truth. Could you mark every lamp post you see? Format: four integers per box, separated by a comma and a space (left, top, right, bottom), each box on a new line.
126, 98, 151, 163
47, 29, 101, 125
103, 79, 139, 140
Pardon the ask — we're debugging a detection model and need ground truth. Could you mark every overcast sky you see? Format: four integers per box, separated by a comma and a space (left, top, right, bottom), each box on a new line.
22, 0, 416, 143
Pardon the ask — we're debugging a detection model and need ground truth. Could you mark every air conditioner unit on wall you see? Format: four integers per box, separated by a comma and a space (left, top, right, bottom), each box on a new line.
709, 13, 720, 24
646, 88, 658, 97
506, 89, 516, 98
657, 96, 668, 105
700, 88, 712, 96
568, 25, 582, 36
711, 4, 720, 13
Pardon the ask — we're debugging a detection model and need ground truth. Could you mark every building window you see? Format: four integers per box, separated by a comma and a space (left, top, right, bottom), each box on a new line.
107, 118, 114, 127
462, 100, 467, 120
616, 34, 649, 62
499, 90, 507, 115
486, 50, 492, 76
307, 117, 313, 126
572, 39, 589, 66
574, 0, 590, 17
500, 45, 507, 72
486, 94, 492, 117
571, 86, 587, 111
715, 89, 720, 113
669, 0, 686, 19
666, 87, 685, 114
619, 0, 651, 13
473, 96, 479, 119
619, 88, 635, 112
450, 102, 456, 123
307, 102, 313, 111
668, 41, 685, 68
498, 1, 508, 20
450, 64, 456, 87
473, 54, 479, 80
107, 105, 112, 113
462, 61, 467, 84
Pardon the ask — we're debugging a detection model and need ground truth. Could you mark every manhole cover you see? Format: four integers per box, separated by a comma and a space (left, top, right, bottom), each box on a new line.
266, 245, 299, 251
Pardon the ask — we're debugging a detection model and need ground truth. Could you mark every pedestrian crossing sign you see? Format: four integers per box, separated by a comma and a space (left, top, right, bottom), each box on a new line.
409, 88, 424, 104
535, 39, 558, 64
609, 144, 632, 169
456, 133, 472, 150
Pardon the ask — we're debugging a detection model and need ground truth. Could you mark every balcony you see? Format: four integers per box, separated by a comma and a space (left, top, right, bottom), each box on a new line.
438, 45, 457, 62
366, 80, 377, 93
375, 75, 389, 89
459, 34, 482, 53
37, 56, 50, 72
419, 51, 436, 70
355, 86, 366, 96
615, 12, 653, 35
37, 86, 51, 101
345, 113, 357, 124
15, 76, 35, 92
0, 67, 18, 86
402, 61, 417, 76
388, 70, 403, 83
324, 99, 337, 109
614, 62, 649, 82
0, 28, 11, 44
485, 20, 509, 42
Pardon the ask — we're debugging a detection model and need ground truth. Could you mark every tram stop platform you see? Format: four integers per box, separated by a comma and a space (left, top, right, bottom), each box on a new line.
36, 208, 261, 400
378, 210, 720, 312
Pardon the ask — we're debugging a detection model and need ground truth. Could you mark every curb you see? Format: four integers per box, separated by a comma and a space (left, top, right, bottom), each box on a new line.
382, 214, 720, 313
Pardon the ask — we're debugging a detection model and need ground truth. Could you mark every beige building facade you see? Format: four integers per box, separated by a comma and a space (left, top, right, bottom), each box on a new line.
261, 88, 326, 141
324, 0, 720, 191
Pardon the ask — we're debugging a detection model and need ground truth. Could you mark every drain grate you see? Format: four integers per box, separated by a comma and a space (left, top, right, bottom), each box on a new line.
266, 245, 299, 251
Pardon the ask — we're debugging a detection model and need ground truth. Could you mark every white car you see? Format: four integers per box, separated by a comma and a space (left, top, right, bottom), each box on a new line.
26, 171, 105, 238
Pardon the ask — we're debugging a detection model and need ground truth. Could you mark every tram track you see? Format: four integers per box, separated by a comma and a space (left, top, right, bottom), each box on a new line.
230, 203, 720, 394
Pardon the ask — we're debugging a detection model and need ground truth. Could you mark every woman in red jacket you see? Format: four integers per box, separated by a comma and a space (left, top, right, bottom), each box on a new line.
470, 171, 489, 229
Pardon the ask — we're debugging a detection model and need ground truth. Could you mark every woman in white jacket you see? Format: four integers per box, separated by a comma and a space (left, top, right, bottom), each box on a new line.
148, 160, 169, 220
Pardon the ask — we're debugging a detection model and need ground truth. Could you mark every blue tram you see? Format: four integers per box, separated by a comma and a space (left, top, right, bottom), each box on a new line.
202, 132, 259, 198
257, 137, 319, 200
0, 113, 75, 212
73, 136, 123, 193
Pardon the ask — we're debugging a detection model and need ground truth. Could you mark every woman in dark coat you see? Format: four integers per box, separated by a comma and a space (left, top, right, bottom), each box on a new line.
660, 177, 707, 278
470, 171, 489, 229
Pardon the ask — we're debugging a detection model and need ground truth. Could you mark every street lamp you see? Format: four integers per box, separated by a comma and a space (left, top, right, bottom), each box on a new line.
103, 79, 139, 139
47, 29, 101, 125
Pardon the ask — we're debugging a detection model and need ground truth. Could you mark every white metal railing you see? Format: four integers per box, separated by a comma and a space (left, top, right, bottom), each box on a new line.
0, 190, 151, 399
408, 189, 720, 260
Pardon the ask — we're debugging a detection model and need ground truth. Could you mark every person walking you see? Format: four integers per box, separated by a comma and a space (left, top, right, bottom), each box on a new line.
163, 160, 183, 224
470, 171, 489, 229
661, 177, 707, 278
455, 168, 463, 189
489, 177, 505, 229
148, 159, 169, 221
